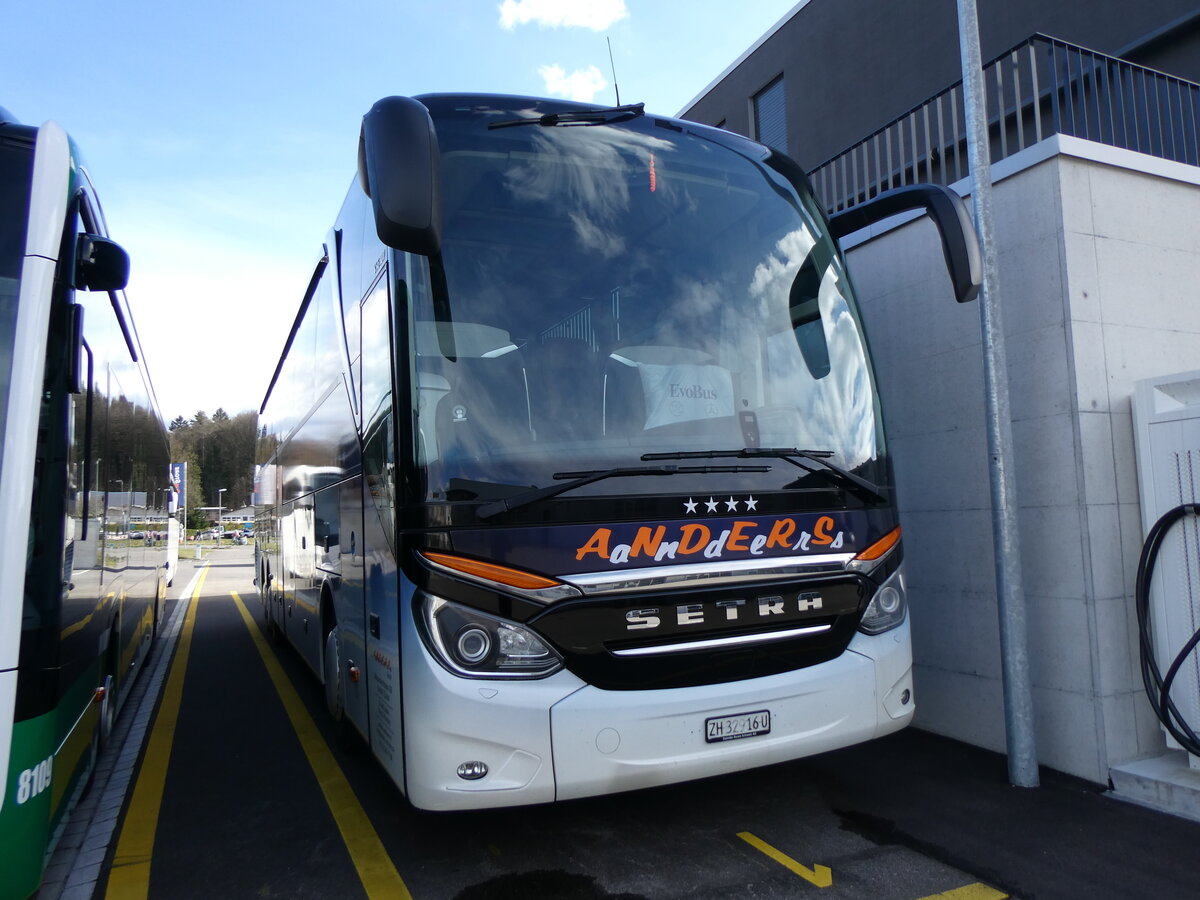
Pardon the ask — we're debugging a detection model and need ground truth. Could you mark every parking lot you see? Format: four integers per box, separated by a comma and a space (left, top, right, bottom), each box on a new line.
38, 547, 1200, 900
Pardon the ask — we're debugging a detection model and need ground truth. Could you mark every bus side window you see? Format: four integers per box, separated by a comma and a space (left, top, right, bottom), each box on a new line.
360, 278, 395, 550
363, 412, 394, 552
360, 273, 390, 424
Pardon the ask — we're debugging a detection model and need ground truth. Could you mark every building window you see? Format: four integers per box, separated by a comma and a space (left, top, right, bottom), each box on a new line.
752, 76, 787, 151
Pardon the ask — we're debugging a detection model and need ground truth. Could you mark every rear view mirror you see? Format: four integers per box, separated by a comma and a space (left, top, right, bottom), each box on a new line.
74, 233, 130, 292
358, 96, 442, 255
828, 184, 981, 304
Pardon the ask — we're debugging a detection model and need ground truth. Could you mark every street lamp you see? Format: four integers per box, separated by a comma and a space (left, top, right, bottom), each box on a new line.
217, 488, 226, 546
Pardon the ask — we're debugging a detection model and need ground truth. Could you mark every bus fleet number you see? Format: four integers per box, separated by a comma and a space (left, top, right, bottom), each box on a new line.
16, 757, 53, 804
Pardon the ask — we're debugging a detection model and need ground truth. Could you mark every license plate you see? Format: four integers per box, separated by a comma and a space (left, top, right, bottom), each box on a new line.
705, 709, 771, 743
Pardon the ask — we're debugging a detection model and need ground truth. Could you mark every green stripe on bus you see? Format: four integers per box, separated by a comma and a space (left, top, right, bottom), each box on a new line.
0, 711, 58, 900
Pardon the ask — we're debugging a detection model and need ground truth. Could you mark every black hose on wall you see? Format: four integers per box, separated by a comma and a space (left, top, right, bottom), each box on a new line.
1135, 503, 1200, 757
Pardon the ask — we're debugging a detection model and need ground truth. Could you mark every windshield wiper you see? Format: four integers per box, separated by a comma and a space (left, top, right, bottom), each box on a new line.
488, 103, 645, 130
642, 448, 887, 504
475, 463, 770, 519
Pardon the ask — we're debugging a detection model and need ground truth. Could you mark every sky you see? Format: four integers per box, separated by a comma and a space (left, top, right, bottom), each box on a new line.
2, 0, 803, 422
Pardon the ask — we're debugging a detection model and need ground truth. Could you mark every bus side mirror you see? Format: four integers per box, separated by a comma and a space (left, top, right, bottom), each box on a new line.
828, 184, 981, 304
358, 96, 442, 255
74, 234, 130, 292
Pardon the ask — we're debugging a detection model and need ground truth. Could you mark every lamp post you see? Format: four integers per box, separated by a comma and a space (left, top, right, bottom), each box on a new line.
217, 488, 226, 547
958, 0, 1037, 787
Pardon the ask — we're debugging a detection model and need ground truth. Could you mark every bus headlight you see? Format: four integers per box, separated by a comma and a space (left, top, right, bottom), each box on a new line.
420, 594, 563, 678
858, 568, 907, 635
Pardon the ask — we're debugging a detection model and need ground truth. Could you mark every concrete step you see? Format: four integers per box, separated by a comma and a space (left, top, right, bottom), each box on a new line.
1109, 749, 1200, 822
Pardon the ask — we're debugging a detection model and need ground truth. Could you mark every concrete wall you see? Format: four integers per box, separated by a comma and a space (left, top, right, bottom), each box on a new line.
842, 141, 1200, 782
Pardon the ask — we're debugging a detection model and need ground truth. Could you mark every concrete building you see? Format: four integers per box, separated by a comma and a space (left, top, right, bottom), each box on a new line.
681, 1, 1200, 816
681, 1, 1200, 172
219, 505, 255, 529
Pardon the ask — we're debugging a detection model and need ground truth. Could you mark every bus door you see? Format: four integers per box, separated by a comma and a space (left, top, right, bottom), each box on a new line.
358, 269, 404, 782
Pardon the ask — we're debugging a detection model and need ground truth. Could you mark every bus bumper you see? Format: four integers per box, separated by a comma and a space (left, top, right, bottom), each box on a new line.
402, 619, 912, 810
551, 619, 913, 801
401, 644, 587, 811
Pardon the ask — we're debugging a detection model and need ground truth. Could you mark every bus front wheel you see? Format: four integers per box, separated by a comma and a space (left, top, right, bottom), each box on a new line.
324, 625, 344, 722
98, 673, 116, 750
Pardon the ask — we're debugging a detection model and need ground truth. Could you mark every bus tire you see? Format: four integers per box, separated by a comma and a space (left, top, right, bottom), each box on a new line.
84, 670, 117, 798
98, 673, 116, 751
262, 579, 282, 642
146, 585, 162, 661
324, 624, 344, 721
324, 623, 361, 752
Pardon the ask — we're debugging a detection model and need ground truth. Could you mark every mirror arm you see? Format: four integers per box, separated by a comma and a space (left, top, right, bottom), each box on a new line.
828, 184, 981, 304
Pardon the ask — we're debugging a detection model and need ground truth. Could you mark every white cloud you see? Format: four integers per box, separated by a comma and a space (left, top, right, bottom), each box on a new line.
538, 63, 608, 102
499, 0, 628, 31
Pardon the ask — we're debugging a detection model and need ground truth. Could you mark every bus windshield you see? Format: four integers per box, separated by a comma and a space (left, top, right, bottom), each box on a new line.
408, 99, 885, 506
0, 137, 32, 474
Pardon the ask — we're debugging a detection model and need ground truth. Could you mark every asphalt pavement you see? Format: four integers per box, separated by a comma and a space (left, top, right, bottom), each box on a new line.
36, 545, 1200, 900
805, 728, 1200, 899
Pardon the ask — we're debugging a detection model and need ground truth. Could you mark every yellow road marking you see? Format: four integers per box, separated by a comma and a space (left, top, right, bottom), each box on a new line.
230, 590, 412, 900
106, 566, 209, 900
919, 885, 1008, 900
737, 831, 833, 888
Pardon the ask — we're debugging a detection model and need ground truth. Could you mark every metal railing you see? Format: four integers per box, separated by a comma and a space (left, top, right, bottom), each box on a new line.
807, 34, 1200, 214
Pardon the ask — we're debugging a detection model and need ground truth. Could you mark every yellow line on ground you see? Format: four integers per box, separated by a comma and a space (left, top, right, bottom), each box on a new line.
918, 884, 1008, 900
737, 831, 833, 888
230, 590, 412, 900
105, 566, 209, 900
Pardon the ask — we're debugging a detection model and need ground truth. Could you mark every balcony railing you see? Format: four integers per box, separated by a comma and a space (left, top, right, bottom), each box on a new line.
807, 33, 1200, 215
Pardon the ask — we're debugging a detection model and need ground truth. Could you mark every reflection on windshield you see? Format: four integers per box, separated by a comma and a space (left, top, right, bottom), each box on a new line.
0, 279, 18, 473
410, 112, 883, 504
1, 139, 33, 473
506, 128, 676, 259
753, 227, 876, 468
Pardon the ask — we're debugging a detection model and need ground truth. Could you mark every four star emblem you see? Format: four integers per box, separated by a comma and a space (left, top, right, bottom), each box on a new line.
684, 496, 759, 514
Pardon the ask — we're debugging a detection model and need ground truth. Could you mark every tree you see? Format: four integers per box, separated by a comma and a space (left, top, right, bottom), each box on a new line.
169, 407, 259, 524
185, 505, 209, 531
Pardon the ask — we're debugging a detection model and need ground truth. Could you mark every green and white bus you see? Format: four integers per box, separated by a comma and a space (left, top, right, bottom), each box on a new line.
0, 108, 172, 899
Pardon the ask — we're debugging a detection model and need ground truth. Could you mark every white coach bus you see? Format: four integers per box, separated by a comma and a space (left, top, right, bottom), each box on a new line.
255, 94, 979, 811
